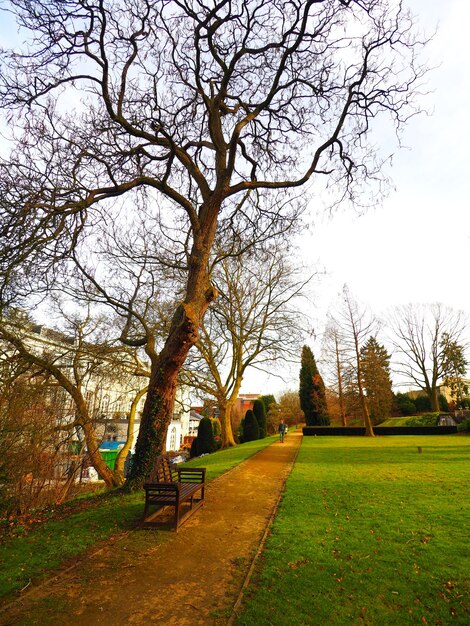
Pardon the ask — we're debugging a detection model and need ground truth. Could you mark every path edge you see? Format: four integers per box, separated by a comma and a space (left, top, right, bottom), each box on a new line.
226, 431, 303, 625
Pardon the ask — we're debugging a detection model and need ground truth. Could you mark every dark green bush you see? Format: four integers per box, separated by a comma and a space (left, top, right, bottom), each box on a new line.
253, 399, 267, 438
259, 395, 276, 415
190, 437, 198, 458
191, 417, 215, 457
211, 417, 222, 450
457, 417, 470, 432
414, 395, 431, 412
439, 394, 449, 412
242, 410, 260, 442
407, 413, 440, 427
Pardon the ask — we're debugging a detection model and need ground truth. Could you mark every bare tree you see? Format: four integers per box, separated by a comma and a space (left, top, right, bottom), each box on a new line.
322, 319, 347, 426
276, 390, 303, 430
329, 286, 376, 435
390, 303, 467, 411
0, 341, 82, 514
0, 0, 427, 486
0, 308, 147, 488
182, 245, 309, 447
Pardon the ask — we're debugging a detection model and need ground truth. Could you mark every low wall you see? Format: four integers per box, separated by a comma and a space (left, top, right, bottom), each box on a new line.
302, 426, 458, 436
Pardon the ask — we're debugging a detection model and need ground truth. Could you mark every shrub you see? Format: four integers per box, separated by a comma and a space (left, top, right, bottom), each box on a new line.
237, 417, 245, 444
414, 395, 431, 412
253, 399, 267, 438
259, 395, 276, 415
211, 417, 222, 450
190, 438, 199, 458
191, 417, 215, 456
457, 418, 470, 433
439, 394, 449, 412
242, 410, 260, 442
407, 413, 440, 427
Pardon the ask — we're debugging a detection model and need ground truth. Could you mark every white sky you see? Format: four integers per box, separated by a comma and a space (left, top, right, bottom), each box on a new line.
242, 0, 470, 396
0, 1, 468, 397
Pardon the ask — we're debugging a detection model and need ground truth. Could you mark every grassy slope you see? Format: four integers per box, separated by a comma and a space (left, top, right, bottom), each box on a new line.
235, 436, 469, 626
0, 436, 276, 600
379, 416, 438, 427
378, 416, 419, 426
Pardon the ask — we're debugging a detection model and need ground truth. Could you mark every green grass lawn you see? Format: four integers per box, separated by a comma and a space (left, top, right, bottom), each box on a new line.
235, 435, 469, 626
0, 436, 276, 600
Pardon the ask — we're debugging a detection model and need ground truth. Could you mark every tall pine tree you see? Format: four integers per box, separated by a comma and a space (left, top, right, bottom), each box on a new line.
360, 337, 393, 424
299, 346, 330, 426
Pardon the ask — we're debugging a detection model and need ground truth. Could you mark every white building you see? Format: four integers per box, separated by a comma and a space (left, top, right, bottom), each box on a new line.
1, 316, 192, 455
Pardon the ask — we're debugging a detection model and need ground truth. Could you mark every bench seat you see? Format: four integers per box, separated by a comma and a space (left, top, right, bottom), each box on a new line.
142, 456, 206, 530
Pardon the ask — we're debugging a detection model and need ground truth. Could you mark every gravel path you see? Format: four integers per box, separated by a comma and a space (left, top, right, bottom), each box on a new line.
1, 430, 302, 626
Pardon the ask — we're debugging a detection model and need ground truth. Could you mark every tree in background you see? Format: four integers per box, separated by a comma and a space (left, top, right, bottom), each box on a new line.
252, 399, 267, 439
0, 1, 428, 488
260, 395, 277, 418
242, 410, 260, 443
0, 308, 147, 488
0, 366, 79, 516
329, 287, 376, 436
391, 304, 467, 411
360, 337, 393, 424
276, 391, 302, 429
392, 393, 415, 416
181, 246, 308, 448
299, 346, 330, 426
322, 321, 347, 426
440, 332, 468, 408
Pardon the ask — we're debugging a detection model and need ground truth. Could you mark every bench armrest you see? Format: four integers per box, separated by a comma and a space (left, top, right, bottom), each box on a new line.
176, 467, 206, 483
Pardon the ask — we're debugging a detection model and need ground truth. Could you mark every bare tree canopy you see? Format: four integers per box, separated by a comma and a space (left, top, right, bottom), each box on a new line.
0, 0, 427, 485
390, 303, 468, 411
182, 244, 310, 447
328, 286, 376, 434
0, 305, 147, 487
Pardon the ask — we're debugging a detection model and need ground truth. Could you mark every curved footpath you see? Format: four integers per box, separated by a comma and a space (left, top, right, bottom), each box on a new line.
1, 430, 303, 626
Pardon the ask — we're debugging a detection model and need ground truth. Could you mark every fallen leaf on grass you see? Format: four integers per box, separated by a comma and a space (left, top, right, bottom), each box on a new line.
288, 558, 309, 569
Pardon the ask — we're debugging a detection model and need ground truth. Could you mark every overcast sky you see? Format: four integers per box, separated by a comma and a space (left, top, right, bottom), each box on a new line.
243, 0, 470, 396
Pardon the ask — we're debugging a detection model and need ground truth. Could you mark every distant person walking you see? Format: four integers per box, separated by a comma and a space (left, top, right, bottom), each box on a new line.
278, 419, 287, 443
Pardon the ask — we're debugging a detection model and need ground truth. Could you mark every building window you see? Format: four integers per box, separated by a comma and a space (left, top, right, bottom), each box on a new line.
169, 426, 177, 451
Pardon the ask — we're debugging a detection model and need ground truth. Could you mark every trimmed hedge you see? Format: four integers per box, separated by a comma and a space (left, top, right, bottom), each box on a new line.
303, 426, 458, 436
243, 410, 260, 442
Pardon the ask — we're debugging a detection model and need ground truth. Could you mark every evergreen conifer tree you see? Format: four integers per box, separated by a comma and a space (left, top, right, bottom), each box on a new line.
360, 337, 393, 424
252, 399, 267, 438
242, 409, 260, 442
194, 416, 215, 455
299, 345, 330, 426
190, 437, 199, 458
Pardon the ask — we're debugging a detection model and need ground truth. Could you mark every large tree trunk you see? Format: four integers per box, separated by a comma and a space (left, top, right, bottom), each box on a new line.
358, 387, 375, 437
431, 387, 440, 412
114, 386, 148, 482
80, 418, 122, 487
218, 397, 237, 448
127, 207, 219, 489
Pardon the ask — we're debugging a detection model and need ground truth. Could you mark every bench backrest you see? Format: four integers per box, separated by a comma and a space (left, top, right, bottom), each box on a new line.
147, 455, 178, 483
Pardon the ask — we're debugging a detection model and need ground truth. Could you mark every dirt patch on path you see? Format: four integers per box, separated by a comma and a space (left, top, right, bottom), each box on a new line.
1, 431, 302, 626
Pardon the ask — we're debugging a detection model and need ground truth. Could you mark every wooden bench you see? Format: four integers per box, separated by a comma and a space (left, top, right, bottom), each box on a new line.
142, 456, 206, 530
